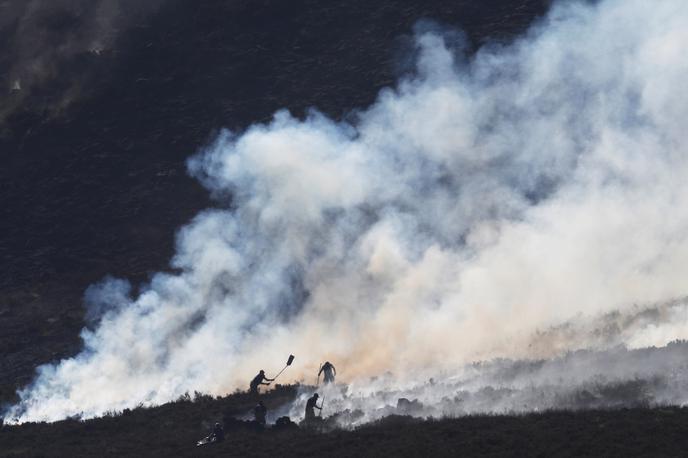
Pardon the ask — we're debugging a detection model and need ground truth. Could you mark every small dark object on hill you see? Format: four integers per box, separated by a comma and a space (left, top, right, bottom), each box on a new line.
397, 398, 424, 415
273, 416, 299, 431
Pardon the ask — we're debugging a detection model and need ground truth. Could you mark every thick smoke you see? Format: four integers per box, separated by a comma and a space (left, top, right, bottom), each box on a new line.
5, 0, 688, 423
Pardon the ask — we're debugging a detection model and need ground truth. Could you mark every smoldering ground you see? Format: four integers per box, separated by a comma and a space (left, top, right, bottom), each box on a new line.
285, 339, 688, 428
283, 300, 688, 426
4, 0, 688, 424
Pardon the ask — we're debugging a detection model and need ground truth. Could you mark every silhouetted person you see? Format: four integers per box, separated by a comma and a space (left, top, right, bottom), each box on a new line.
249, 370, 274, 395
318, 361, 337, 384
305, 393, 322, 420
254, 400, 267, 426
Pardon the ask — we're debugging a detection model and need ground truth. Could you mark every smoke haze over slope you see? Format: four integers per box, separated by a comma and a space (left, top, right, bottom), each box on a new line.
5, 0, 688, 423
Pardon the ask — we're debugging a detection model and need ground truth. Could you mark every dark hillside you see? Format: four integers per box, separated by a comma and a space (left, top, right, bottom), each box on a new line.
2, 385, 687, 457
0, 0, 550, 405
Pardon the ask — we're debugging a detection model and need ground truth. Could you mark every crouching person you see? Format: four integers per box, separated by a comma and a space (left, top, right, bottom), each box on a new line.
197, 422, 224, 446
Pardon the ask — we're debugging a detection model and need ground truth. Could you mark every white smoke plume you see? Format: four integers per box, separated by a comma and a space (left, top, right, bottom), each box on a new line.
5, 0, 688, 423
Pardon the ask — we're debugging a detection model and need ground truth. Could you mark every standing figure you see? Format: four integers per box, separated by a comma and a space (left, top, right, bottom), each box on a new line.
249, 369, 274, 395
254, 400, 267, 426
318, 361, 337, 384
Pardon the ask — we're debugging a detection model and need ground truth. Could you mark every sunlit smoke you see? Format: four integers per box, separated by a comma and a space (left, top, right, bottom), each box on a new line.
5, 0, 688, 423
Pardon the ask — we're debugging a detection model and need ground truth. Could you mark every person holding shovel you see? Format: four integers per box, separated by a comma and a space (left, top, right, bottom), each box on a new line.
249, 370, 274, 395
305, 393, 323, 421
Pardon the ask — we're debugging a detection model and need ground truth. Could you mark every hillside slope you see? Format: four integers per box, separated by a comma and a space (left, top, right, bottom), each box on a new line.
2, 385, 687, 457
